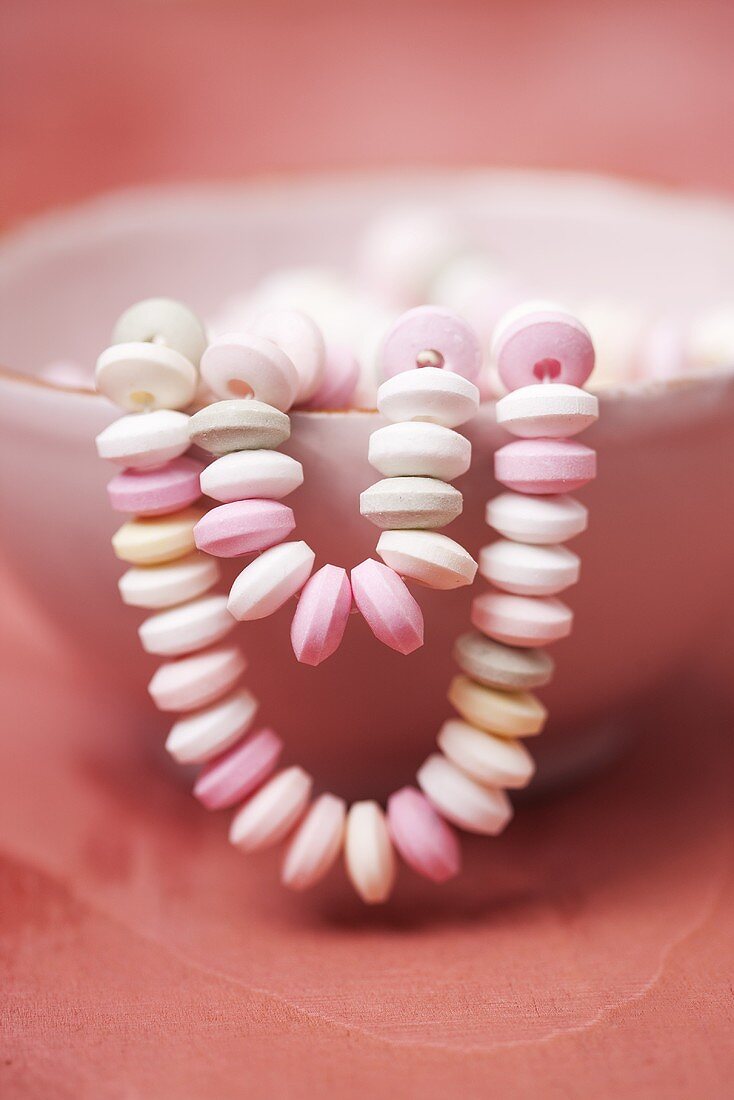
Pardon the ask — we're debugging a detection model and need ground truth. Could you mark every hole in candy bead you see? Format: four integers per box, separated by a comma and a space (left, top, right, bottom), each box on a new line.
227, 379, 255, 398
533, 358, 561, 381
416, 349, 444, 369
129, 389, 156, 408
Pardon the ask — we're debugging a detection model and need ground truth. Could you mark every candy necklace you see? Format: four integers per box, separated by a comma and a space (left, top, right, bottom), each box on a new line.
95, 297, 597, 904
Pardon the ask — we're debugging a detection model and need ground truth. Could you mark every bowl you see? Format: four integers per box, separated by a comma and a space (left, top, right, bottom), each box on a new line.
1, 170, 733, 798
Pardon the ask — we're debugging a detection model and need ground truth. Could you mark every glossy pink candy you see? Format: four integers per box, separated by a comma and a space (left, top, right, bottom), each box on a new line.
193, 499, 295, 557
387, 786, 461, 883
193, 727, 283, 810
291, 564, 352, 666
350, 559, 424, 654
381, 305, 482, 382
495, 439, 596, 494
107, 456, 203, 516
495, 308, 595, 391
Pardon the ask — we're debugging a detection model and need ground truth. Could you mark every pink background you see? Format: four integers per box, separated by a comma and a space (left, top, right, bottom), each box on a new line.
2, 2, 733, 1097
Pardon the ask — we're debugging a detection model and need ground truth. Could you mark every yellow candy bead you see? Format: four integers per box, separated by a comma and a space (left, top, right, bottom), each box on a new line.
447, 674, 547, 738
112, 506, 204, 566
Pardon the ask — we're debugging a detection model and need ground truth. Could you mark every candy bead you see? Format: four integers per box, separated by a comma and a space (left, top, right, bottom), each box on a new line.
112, 298, 207, 367
437, 719, 535, 789
148, 644, 246, 713
228, 541, 315, 621
357, 205, 463, 304
495, 440, 596, 495
200, 450, 303, 503
453, 631, 554, 691
96, 409, 191, 469
281, 793, 347, 890
229, 767, 313, 852
118, 552, 220, 609
381, 306, 482, 383
493, 308, 595, 391
386, 787, 461, 884
188, 399, 290, 455
111, 506, 203, 565
350, 559, 424, 654
344, 801, 396, 904
447, 675, 547, 737
166, 688, 259, 765
360, 477, 462, 530
376, 530, 477, 590
303, 344, 360, 409
95, 343, 197, 412
486, 492, 588, 545
107, 457, 203, 516
417, 754, 513, 836
201, 333, 298, 411
291, 565, 352, 666
377, 367, 480, 428
472, 592, 573, 648
479, 540, 580, 596
139, 594, 234, 656
368, 421, 471, 481
496, 383, 598, 438
194, 728, 283, 810
194, 500, 295, 558
251, 309, 326, 403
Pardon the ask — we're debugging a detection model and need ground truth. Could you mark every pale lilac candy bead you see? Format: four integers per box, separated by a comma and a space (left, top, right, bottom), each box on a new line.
350, 559, 424, 655
194, 500, 295, 557
291, 565, 352, 666
281, 793, 347, 890
387, 786, 461, 884
417, 754, 513, 836
381, 306, 482, 383
495, 439, 596, 495
200, 333, 298, 411
107, 457, 204, 516
303, 344, 360, 409
471, 591, 573, 648
493, 307, 595, 392
251, 309, 326, 403
194, 728, 283, 810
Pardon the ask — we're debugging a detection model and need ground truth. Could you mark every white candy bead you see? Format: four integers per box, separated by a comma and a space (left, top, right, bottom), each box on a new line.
357, 205, 463, 304
95, 343, 197, 412
496, 384, 598, 439
119, 552, 220, 609
472, 592, 573, 648
148, 644, 247, 713
479, 540, 580, 596
166, 688, 258, 765
228, 541, 315, 621
344, 801, 397, 904
417, 754, 513, 836
360, 477, 462, 530
377, 530, 477, 590
437, 719, 536, 789
200, 449, 304, 503
251, 309, 326, 403
139, 594, 234, 656
486, 492, 588, 545
377, 368, 480, 428
200, 333, 298, 411
96, 410, 192, 469
229, 767, 313, 852
112, 298, 207, 367
368, 421, 471, 480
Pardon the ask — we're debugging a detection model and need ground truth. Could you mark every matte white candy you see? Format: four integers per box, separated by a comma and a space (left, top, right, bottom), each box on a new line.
200, 449, 304, 503
95, 409, 191, 469
417, 753, 513, 836
112, 298, 207, 367
368, 421, 471, 481
472, 591, 573, 648
251, 309, 326, 403
437, 719, 536, 789
139, 594, 234, 656
95, 342, 197, 412
496, 383, 598, 438
486, 492, 588, 545
377, 530, 477, 589
344, 801, 397, 904
229, 767, 313, 852
166, 688, 258, 765
227, 541, 315, 621
188, 399, 290, 455
200, 333, 298, 411
479, 539, 580, 596
360, 477, 462, 529
148, 644, 247, 712
377, 367, 480, 428
281, 793, 347, 891
118, 552, 220, 609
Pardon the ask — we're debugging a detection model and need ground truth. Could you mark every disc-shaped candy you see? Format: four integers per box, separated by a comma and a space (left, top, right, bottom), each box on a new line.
281, 793, 347, 890
148, 644, 247, 712
377, 367, 480, 428
200, 333, 298, 411
95, 342, 198, 412
376, 530, 477, 589
189, 399, 290, 455
229, 767, 313, 852
200, 450, 303, 503
118, 552, 220, 610
360, 477, 462, 530
344, 801, 396, 904
381, 306, 482, 382
496, 383, 598, 438
139, 594, 235, 656
486, 492, 588, 545
350, 559, 424, 654
368, 421, 471, 481
452, 632, 554, 691
112, 298, 207, 367
194, 728, 283, 810
494, 439, 596, 494
107, 457, 203, 516
194, 500, 295, 557
291, 565, 352, 666
228, 541, 315, 621
493, 307, 595, 391
387, 786, 461, 884
471, 591, 573, 648
417, 754, 513, 836
166, 688, 259, 765
251, 309, 326, 403
479, 539, 580, 596
96, 409, 191, 469
437, 720, 535, 789
447, 675, 547, 737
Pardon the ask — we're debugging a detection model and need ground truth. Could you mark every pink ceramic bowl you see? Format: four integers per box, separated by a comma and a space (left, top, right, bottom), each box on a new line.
1, 171, 733, 796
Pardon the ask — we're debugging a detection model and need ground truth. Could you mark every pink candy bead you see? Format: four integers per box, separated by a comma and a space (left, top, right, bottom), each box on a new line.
281, 793, 347, 891
494, 308, 595, 391
291, 564, 352, 666
194, 727, 283, 810
107, 457, 203, 516
495, 439, 596, 495
351, 559, 424, 655
302, 344, 360, 409
472, 591, 573, 647
387, 786, 461, 884
194, 499, 295, 557
381, 306, 482, 382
